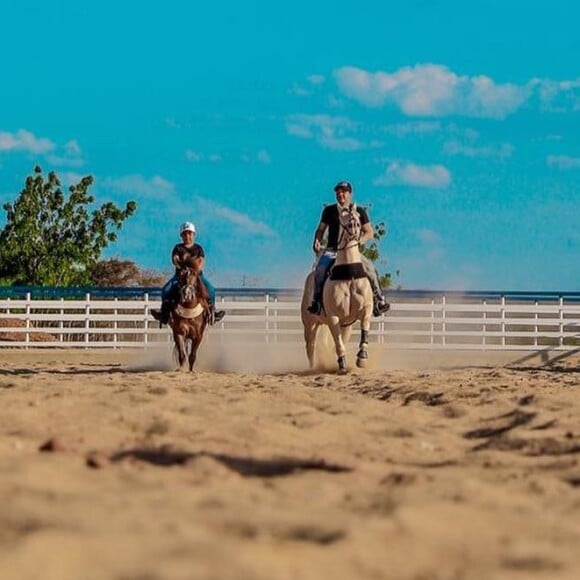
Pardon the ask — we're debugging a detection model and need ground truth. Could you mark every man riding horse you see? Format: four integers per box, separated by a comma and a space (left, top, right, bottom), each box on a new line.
307, 181, 390, 317
151, 222, 226, 326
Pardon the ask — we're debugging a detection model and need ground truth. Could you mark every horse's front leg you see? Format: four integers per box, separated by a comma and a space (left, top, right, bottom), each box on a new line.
173, 333, 187, 370
188, 336, 201, 371
327, 315, 348, 374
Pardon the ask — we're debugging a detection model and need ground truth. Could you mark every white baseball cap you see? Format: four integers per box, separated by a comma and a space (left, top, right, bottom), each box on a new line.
179, 222, 196, 235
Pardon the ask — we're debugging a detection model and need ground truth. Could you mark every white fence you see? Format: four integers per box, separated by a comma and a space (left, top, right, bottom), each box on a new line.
0, 292, 579, 351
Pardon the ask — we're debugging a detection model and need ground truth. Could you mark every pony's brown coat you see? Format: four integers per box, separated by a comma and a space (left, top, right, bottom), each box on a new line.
170, 263, 209, 371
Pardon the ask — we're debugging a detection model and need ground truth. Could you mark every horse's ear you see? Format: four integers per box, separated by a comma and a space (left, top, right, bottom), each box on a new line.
190, 256, 204, 272
184, 255, 203, 271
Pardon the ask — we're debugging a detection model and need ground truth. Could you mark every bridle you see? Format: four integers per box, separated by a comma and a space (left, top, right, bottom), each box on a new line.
178, 267, 198, 304
336, 204, 362, 251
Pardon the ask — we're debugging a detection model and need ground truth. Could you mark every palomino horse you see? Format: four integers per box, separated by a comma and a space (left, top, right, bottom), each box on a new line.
301, 204, 374, 374
169, 260, 210, 371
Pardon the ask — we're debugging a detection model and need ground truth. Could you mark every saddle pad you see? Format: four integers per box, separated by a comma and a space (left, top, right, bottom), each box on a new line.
329, 263, 366, 281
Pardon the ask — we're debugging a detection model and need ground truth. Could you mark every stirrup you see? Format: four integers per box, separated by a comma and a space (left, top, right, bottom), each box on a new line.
373, 300, 390, 317
207, 308, 226, 326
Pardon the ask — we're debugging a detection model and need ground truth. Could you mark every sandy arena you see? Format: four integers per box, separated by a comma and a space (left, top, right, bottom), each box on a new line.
0, 339, 579, 580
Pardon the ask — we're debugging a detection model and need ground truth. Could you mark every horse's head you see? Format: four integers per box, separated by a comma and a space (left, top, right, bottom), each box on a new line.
337, 203, 362, 249
177, 266, 199, 304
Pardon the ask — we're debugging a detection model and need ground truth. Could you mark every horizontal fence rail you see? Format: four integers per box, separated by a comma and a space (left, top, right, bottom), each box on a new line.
0, 290, 579, 351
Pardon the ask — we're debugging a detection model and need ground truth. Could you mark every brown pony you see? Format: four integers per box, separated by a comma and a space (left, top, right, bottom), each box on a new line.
170, 258, 210, 371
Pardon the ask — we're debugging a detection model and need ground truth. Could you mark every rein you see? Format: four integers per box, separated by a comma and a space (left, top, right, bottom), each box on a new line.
177, 267, 205, 316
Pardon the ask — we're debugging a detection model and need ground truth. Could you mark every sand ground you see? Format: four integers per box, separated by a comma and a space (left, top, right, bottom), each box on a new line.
0, 339, 579, 580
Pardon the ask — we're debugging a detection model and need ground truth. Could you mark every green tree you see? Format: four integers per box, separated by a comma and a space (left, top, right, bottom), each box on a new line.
361, 220, 397, 289
0, 167, 137, 286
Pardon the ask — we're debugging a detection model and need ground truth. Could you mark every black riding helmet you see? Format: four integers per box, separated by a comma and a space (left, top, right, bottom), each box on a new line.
334, 180, 352, 192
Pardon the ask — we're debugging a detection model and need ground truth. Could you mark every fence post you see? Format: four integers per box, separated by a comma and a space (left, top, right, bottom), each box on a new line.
534, 300, 539, 347
482, 299, 487, 349
143, 293, 149, 349
59, 297, 64, 343
559, 295, 564, 348
430, 299, 435, 347
114, 297, 119, 349
85, 293, 91, 348
441, 295, 446, 347
25, 292, 31, 349
500, 295, 506, 348
265, 293, 270, 345
220, 296, 225, 345
273, 296, 278, 345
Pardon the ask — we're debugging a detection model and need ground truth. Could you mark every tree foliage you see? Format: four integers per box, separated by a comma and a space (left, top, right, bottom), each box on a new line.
0, 167, 137, 286
90, 258, 165, 287
361, 220, 396, 289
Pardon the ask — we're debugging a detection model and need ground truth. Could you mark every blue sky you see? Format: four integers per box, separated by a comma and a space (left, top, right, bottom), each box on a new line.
1, 0, 578, 290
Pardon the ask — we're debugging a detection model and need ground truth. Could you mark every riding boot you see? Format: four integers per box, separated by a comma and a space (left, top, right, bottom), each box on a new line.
372, 292, 390, 317
208, 305, 226, 326
307, 293, 323, 315
151, 299, 172, 326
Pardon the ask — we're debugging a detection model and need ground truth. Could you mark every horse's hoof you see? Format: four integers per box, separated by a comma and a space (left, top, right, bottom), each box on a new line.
356, 358, 367, 368
337, 367, 349, 375
356, 349, 368, 368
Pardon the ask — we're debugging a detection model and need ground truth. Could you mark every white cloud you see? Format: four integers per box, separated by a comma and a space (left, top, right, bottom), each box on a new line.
335, 64, 531, 119
307, 74, 325, 85
286, 114, 371, 150
416, 229, 441, 243
530, 78, 580, 112
384, 121, 442, 137
0, 129, 86, 168
374, 161, 451, 189
443, 140, 514, 159
166, 117, 181, 129
0, 129, 55, 154
102, 174, 175, 199
194, 196, 277, 238
46, 139, 86, 167
185, 149, 202, 162
185, 150, 222, 163
257, 149, 271, 164
291, 74, 327, 97
59, 172, 87, 186
546, 155, 580, 169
